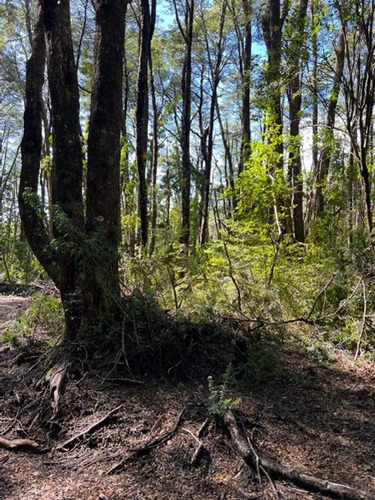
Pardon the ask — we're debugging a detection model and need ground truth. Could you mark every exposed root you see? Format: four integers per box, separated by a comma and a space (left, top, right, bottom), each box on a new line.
0, 436, 44, 453
224, 410, 375, 500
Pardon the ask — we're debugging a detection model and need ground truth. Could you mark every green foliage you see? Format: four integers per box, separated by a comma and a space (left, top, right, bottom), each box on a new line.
235, 124, 288, 234
207, 366, 241, 417
3, 293, 64, 346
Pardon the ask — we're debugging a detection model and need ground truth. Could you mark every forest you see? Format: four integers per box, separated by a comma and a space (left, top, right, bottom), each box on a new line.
0, 0, 375, 498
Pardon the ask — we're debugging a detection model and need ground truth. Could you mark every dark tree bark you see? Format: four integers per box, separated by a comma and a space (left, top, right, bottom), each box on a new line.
85, 0, 127, 319
135, 0, 156, 248
20, 0, 127, 339
261, 0, 290, 235
19, 5, 55, 281
227, 0, 252, 175
287, 0, 308, 242
174, 0, 194, 251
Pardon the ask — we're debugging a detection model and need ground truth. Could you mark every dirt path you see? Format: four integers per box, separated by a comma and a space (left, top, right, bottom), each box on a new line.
0, 295, 30, 327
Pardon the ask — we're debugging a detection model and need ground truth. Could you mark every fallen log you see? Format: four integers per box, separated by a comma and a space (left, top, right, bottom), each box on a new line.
224, 410, 375, 500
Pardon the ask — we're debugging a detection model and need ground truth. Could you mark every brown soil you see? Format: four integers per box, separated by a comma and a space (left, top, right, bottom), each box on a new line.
0, 295, 375, 500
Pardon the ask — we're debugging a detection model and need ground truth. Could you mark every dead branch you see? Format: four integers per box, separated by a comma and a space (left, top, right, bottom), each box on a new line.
181, 426, 205, 465
57, 404, 123, 451
49, 361, 69, 418
224, 410, 375, 500
0, 436, 43, 452
355, 279, 367, 361
107, 406, 187, 474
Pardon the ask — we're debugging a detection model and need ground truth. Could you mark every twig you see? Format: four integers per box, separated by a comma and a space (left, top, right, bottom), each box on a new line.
355, 279, 367, 361
306, 272, 337, 321
107, 406, 187, 474
57, 404, 123, 451
50, 361, 69, 418
181, 426, 205, 465
197, 418, 210, 438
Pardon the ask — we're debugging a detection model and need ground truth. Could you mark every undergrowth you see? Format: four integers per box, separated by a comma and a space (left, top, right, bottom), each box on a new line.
3, 219, 375, 383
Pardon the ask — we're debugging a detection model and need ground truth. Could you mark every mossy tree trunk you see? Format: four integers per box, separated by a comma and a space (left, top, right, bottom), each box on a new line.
19, 0, 127, 340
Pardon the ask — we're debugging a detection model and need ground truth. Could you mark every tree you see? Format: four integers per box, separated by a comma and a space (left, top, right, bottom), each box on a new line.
135, 0, 156, 248
310, 22, 345, 221
173, 0, 194, 251
197, 0, 227, 244
286, 0, 308, 242
19, 0, 127, 339
260, 0, 290, 235
338, 0, 375, 233
227, 0, 252, 175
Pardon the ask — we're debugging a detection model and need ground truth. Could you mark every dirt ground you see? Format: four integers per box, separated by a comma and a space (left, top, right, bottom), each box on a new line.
0, 294, 375, 500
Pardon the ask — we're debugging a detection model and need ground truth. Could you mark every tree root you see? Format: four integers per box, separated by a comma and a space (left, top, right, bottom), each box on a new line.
224, 410, 375, 500
0, 436, 43, 453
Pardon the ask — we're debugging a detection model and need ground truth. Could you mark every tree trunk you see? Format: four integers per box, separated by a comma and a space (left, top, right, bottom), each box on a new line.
311, 24, 345, 221
174, 0, 194, 251
136, 0, 155, 248
20, 0, 127, 340
199, 2, 226, 245
239, 0, 252, 175
261, 0, 290, 235
287, 0, 308, 242
86, 0, 127, 321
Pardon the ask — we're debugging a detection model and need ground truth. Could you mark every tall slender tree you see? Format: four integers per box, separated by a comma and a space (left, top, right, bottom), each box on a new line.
287, 0, 308, 242
136, 0, 156, 248
173, 0, 194, 251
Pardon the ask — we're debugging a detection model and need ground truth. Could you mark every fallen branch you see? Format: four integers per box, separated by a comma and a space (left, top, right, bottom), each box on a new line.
107, 406, 186, 474
181, 426, 205, 465
57, 404, 123, 451
355, 279, 367, 361
49, 361, 69, 418
0, 436, 43, 453
224, 410, 375, 500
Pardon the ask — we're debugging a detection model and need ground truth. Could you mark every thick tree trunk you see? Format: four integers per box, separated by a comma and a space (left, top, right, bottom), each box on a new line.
43, 0, 86, 336
20, 1, 127, 340
86, 0, 127, 321
19, 5, 59, 283
262, 0, 290, 235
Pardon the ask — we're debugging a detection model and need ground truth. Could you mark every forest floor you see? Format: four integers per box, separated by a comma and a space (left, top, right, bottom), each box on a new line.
0, 292, 375, 500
